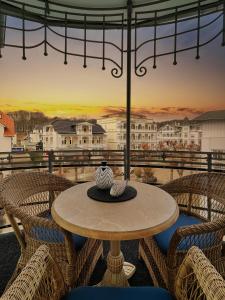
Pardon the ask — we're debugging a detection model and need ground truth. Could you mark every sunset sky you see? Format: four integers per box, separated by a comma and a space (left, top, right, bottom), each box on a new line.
0, 14, 225, 121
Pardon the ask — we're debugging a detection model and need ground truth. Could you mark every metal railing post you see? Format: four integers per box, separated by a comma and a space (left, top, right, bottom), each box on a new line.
48, 150, 54, 173
207, 153, 212, 172
124, 147, 127, 177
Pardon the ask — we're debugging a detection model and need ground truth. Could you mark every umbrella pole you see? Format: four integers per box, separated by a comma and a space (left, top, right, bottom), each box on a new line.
0, 14, 6, 55
125, 0, 132, 180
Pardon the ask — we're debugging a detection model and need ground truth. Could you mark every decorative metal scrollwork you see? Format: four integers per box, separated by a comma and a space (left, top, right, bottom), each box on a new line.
0, 0, 224, 78
135, 65, 147, 77
134, 0, 224, 77
111, 66, 123, 78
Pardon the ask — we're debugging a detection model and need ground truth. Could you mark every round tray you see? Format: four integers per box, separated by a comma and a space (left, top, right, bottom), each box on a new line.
87, 185, 137, 203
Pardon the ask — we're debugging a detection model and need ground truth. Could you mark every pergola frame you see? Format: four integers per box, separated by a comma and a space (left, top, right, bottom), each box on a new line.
0, 0, 225, 179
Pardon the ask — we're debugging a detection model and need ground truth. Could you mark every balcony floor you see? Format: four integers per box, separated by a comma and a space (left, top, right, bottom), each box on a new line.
0, 233, 152, 295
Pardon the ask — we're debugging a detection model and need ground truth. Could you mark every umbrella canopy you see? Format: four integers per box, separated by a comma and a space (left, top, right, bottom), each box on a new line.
1, 0, 223, 29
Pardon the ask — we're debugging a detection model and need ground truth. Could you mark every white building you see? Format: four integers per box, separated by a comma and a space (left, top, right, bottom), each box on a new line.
157, 123, 182, 148
30, 119, 106, 151
97, 114, 157, 150
157, 121, 201, 150
193, 110, 225, 154
30, 125, 43, 144
181, 124, 201, 148
0, 112, 15, 152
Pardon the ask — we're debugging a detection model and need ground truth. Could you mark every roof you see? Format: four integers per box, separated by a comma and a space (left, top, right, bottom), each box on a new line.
50, 119, 105, 134
193, 110, 225, 122
0, 111, 15, 137
92, 123, 105, 134
51, 120, 76, 134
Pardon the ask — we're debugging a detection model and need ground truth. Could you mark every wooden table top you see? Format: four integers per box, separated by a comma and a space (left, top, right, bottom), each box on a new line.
52, 181, 179, 241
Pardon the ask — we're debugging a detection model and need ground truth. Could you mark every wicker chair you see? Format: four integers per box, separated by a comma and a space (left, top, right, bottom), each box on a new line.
139, 172, 225, 293
0, 171, 103, 289
2, 245, 225, 300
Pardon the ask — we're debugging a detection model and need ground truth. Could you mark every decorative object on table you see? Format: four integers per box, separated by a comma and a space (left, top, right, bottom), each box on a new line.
95, 161, 113, 190
87, 185, 137, 203
110, 180, 128, 197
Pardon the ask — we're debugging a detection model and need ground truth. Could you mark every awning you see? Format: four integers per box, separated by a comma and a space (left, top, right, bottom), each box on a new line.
1, 0, 223, 29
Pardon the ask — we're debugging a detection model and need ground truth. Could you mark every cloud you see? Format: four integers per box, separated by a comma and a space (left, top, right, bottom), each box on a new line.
102, 105, 206, 121
176, 107, 204, 114
0, 100, 212, 121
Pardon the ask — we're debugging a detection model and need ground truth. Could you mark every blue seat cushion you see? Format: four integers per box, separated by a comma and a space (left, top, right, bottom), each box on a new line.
154, 213, 202, 254
31, 211, 87, 251
63, 287, 174, 300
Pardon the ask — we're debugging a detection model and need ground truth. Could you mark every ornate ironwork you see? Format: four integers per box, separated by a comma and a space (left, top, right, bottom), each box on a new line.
0, 0, 125, 78
0, 0, 224, 78
134, 0, 224, 77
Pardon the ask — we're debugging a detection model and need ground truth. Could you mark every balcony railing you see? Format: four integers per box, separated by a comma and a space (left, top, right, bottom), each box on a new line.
1, 149, 225, 231
0, 149, 225, 173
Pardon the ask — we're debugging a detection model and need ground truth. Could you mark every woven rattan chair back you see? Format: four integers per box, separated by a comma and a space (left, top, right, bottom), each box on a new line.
2, 245, 225, 300
0, 172, 76, 287
175, 246, 225, 300
162, 172, 225, 221
0, 245, 66, 300
164, 173, 225, 290
1, 171, 73, 214
139, 172, 225, 293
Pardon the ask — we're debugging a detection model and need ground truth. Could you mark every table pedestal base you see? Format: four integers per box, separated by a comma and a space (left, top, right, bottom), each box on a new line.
123, 261, 136, 279
98, 241, 136, 287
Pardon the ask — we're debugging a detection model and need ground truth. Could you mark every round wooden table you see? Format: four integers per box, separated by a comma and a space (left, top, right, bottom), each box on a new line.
52, 181, 179, 287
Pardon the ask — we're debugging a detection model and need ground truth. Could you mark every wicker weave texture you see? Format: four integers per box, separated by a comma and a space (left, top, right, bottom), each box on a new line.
2, 245, 225, 300
0, 245, 65, 300
0, 172, 103, 289
139, 172, 225, 292
175, 246, 225, 300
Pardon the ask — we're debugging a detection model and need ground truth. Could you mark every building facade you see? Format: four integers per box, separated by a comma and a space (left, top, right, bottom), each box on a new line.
193, 110, 225, 154
97, 114, 157, 150
157, 121, 201, 150
0, 112, 15, 152
30, 119, 106, 151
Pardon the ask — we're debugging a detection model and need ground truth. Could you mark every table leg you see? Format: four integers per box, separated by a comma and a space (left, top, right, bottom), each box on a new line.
99, 241, 136, 287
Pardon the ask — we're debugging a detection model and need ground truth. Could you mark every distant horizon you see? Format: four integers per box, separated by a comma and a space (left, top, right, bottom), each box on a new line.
3, 106, 225, 123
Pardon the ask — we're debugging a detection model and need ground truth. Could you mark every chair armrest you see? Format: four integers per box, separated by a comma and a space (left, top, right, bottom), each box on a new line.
175, 246, 225, 300
167, 218, 225, 263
